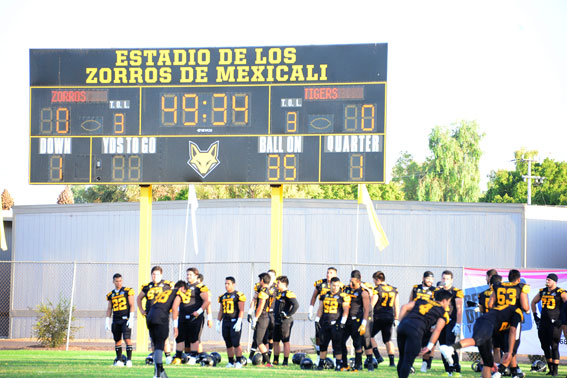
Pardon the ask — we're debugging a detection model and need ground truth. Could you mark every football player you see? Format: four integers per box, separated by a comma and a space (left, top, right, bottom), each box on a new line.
308, 267, 338, 360
265, 269, 277, 360
489, 269, 530, 378
435, 270, 464, 376
246, 274, 268, 362
314, 276, 350, 371
441, 278, 529, 378
216, 276, 246, 368
251, 273, 273, 367
272, 276, 299, 365
481, 274, 507, 365
105, 273, 135, 367
149, 280, 187, 378
172, 267, 210, 364
478, 269, 498, 313
371, 271, 399, 367
410, 271, 436, 372
137, 266, 174, 363
531, 273, 567, 376
397, 289, 451, 378
341, 270, 370, 371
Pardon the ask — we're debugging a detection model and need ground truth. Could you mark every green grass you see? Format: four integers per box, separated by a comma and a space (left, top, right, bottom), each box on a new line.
0, 350, 543, 377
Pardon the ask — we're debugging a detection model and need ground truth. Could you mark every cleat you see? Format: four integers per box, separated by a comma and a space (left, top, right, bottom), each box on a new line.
282, 361, 288, 366
188, 357, 197, 365
225, 362, 234, 368
165, 356, 172, 365
125, 360, 132, 367
113, 360, 124, 367
235, 362, 242, 368
439, 345, 455, 366
376, 355, 384, 364
421, 361, 428, 372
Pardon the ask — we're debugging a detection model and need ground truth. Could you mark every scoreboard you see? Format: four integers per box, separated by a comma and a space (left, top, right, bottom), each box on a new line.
29, 44, 387, 184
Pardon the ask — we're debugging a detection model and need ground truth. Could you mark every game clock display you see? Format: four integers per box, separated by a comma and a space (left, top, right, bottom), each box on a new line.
29, 44, 387, 184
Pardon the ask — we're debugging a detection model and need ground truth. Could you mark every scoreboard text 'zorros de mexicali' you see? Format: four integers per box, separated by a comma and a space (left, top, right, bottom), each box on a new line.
29, 44, 387, 184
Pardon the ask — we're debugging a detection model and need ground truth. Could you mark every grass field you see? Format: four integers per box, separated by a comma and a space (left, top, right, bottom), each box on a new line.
0, 350, 549, 378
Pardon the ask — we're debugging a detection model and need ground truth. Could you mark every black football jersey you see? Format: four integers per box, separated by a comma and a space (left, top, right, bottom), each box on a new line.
434, 286, 464, 319
273, 290, 299, 321
401, 298, 450, 333
314, 278, 331, 296
478, 287, 493, 313
374, 283, 398, 320
493, 281, 530, 311
141, 279, 174, 312
320, 291, 351, 323
483, 303, 524, 332
106, 287, 134, 320
218, 291, 246, 320
178, 282, 209, 319
343, 286, 365, 319
411, 283, 435, 301
267, 284, 277, 312
255, 287, 271, 315
539, 286, 565, 322
147, 288, 179, 324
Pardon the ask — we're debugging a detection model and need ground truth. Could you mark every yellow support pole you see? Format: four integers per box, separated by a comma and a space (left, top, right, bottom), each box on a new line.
270, 185, 283, 275
136, 185, 152, 352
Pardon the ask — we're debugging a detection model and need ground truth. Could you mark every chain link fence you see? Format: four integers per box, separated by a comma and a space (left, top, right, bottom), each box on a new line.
3, 261, 466, 350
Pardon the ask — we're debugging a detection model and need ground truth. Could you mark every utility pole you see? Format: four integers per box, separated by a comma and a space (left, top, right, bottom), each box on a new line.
520, 157, 545, 205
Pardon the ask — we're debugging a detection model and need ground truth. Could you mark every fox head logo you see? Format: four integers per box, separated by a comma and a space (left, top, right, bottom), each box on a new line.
187, 141, 220, 178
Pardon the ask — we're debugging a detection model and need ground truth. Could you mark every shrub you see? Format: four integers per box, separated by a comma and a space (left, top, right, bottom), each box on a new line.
32, 298, 79, 347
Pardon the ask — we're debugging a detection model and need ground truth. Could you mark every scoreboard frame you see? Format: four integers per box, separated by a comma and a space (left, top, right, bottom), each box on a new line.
29, 44, 388, 185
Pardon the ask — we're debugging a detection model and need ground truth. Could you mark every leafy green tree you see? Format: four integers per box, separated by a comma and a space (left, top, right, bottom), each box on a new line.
393, 120, 483, 202
71, 185, 129, 203
481, 150, 567, 205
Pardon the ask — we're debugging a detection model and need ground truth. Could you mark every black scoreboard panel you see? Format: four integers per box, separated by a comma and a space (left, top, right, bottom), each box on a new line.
29, 44, 387, 184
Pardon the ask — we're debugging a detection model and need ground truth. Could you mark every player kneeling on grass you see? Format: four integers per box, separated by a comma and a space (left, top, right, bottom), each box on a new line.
105, 273, 135, 367
149, 280, 188, 378
396, 289, 452, 378
216, 276, 246, 368
439, 289, 527, 378
315, 277, 350, 371
272, 276, 299, 365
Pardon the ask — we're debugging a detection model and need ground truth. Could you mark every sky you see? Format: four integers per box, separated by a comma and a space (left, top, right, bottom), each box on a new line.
1, 0, 566, 205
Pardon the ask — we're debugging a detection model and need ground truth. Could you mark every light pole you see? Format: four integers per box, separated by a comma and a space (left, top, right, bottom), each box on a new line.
520, 158, 545, 205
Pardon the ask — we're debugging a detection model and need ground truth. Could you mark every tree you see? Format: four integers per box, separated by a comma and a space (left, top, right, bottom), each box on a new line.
71, 185, 129, 203
393, 120, 484, 202
56, 186, 74, 204
1, 189, 14, 210
174, 183, 404, 201
481, 150, 567, 205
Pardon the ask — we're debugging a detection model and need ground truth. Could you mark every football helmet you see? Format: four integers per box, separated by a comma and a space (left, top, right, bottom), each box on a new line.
292, 352, 306, 365
210, 352, 221, 364
251, 353, 263, 366
530, 360, 546, 372
300, 357, 313, 370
